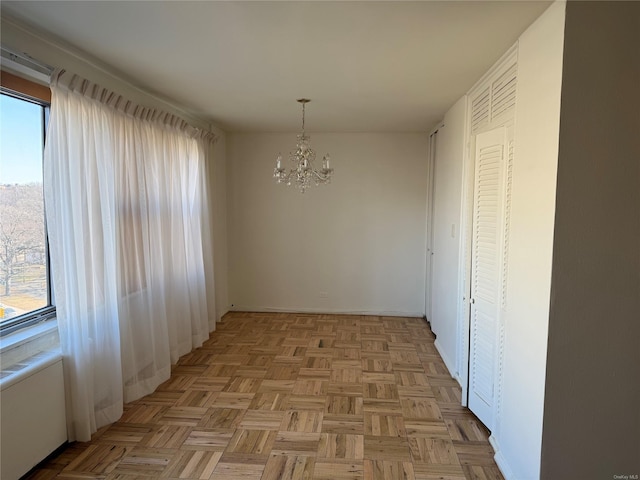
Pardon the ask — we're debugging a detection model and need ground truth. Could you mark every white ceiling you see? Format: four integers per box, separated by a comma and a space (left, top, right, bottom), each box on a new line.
2, 1, 551, 133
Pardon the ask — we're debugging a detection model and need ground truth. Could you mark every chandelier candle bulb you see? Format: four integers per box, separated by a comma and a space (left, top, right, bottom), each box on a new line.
273, 99, 333, 193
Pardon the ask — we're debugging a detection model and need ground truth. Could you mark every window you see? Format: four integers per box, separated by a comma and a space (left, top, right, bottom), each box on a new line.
0, 72, 55, 335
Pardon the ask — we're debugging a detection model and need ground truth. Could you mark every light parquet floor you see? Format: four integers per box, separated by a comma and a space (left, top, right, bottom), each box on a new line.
26, 312, 504, 480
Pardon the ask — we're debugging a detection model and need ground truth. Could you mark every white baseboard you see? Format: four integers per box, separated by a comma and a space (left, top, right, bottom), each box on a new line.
489, 435, 516, 480
433, 339, 460, 386
216, 306, 230, 321
227, 305, 425, 318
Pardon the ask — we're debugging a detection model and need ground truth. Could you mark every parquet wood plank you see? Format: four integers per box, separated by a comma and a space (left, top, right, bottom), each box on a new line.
162, 450, 222, 479
248, 392, 290, 411
363, 383, 399, 401
182, 428, 234, 451
312, 461, 364, 480
412, 463, 467, 480
198, 408, 245, 429
208, 461, 265, 480
461, 465, 505, 480
63, 445, 131, 475
238, 409, 285, 430
262, 455, 315, 480
445, 418, 489, 442
93, 425, 153, 446
326, 395, 363, 415
271, 432, 322, 456
119, 405, 167, 424
286, 394, 327, 411
140, 425, 192, 449
318, 433, 364, 460
364, 459, 416, 480
225, 429, 277, 456
281, 410, 323, 433
364, 413, 406, 437
362, 372, 396, 384
398, 385, 435, 398
405, 419, 451, 439
409, 438, 460, 465
209, 392, 255, 409
334, 347, 361, 360
452, 442, 496, 466
322, 414, 365, 435
327, 382, 363, 396
363, 435, 412, 461
258, 379, 296, 391
28, 312, 503, 480
401, 397, 443, 420
111, 447, 175, 476
158, 407, 208, 427
297, 368, 331, 380
292, 379, 328, 395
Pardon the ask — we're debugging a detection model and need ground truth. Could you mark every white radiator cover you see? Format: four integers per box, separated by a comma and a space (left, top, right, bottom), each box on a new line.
0, 358, 67, 480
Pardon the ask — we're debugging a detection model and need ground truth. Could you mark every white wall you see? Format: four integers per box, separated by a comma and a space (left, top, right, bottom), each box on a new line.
228, 133, 428, 316
495, 2, 565, 479
429, 97, 467, 377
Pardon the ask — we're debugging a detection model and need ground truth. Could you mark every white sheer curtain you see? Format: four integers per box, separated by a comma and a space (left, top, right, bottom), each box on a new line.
44, 69, 216, 442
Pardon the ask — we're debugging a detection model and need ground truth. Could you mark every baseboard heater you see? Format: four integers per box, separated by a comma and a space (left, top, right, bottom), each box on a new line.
0, 351, 67, 480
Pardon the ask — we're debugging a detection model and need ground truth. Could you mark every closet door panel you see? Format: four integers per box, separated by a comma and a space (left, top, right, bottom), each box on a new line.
468, 127, 506, 428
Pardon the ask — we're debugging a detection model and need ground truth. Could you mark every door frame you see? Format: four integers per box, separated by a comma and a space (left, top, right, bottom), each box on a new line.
424, 124, 442, 322
457, 127, 474, 408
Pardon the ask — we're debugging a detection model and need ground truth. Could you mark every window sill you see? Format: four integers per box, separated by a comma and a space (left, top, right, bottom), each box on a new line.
0, 318, 61, 390
0, 318, 58, 352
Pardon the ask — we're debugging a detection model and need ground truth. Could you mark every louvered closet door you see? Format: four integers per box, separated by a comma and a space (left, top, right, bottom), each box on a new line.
468, 127, 506, 429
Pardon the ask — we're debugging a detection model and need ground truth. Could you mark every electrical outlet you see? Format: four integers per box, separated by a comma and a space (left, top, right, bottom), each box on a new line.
319, 291, 329, 298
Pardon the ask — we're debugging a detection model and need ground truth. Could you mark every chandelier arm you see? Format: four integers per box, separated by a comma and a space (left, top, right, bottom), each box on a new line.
311, 170, 330, 181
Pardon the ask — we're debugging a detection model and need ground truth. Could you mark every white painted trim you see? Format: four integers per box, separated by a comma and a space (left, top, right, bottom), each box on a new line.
456, 95, 471, 407
424, 125, 440, 321
489, 435, 517, 480
458, 106, 475, 408
228, 305, 424, 318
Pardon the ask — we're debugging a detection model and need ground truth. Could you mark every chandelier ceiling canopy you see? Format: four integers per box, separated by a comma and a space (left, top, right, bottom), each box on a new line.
273, 99, 333, 193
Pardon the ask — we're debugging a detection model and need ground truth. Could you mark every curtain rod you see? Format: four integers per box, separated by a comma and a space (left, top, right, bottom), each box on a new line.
1, 46, 54, 82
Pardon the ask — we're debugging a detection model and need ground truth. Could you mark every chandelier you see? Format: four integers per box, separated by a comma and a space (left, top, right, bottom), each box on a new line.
274, 99, 333, 193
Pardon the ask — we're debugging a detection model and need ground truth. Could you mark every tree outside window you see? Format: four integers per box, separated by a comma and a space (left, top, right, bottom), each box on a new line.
0, 91, 52, 327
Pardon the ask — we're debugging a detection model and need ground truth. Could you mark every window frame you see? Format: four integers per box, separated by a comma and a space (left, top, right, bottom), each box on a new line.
0, 71, 56, 337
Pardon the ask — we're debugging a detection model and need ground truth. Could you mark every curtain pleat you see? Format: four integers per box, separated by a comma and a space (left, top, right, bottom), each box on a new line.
44, 68, 216, 441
